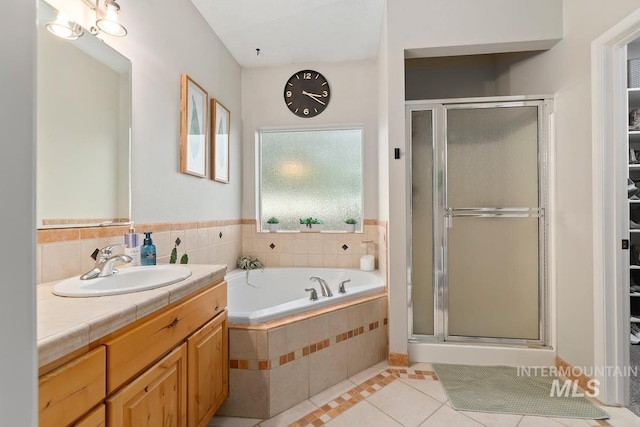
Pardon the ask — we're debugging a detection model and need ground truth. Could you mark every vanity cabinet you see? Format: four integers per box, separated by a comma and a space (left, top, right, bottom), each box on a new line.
38, 279, 228, 427
38, 346, 106, 427
74, 405, 106, 427
187, 311, 228, 427
107, 344, 187, 427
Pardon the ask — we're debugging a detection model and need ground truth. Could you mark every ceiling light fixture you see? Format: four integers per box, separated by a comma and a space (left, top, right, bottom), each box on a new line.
45, 12, 84, 40
93, 0, 127, 37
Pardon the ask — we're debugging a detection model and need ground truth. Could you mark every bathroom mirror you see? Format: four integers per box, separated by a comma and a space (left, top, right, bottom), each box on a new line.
36, 0, 131, 228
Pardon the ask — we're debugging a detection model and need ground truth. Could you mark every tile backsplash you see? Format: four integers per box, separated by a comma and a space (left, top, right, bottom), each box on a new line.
36, 219, 388, 285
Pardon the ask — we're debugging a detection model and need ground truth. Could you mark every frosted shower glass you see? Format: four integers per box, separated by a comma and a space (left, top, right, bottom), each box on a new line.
260, 129, 362, 231
411, 110, 434, 335
447, 217, 539, 339
447, 107, 538, 208
446, 106, 540, 340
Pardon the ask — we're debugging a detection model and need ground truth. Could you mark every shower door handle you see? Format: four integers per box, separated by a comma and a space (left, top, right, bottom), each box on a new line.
446, 207, 543, 218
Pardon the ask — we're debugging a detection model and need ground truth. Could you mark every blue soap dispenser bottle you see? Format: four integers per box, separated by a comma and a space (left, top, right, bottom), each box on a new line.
140, 232, 156, 266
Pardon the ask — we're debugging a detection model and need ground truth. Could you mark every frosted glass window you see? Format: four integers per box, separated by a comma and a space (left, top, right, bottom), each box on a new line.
259, 129, 362, 231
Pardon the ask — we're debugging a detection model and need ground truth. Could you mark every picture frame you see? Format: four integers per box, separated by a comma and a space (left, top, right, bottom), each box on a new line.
180, 74, 208, 178
211, 99, 230, 183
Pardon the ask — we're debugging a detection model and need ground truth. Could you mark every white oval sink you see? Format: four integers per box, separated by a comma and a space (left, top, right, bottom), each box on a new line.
53, 265, 192, 297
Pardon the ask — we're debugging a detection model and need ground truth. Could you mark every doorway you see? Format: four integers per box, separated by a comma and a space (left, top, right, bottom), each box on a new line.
407, 97, 550, 346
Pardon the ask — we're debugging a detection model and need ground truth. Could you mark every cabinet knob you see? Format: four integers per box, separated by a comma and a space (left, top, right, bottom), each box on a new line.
166, 317, 179, 328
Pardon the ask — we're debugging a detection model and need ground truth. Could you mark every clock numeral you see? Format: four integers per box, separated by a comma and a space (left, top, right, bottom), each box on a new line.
322, 91, 328, 97
303, 72, 312, 80
286, 91, 292, 97
303, 108, 310, 115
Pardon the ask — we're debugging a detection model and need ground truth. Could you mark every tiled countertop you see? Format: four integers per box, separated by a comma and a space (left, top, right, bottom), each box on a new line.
37, 264, 226, 368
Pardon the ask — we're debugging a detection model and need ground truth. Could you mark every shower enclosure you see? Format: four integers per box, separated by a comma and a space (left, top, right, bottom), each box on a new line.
407, 98, 550, 346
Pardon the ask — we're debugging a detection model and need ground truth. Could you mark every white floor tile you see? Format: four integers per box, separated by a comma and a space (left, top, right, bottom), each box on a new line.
409, 362, 434, 371
460, 409, 523, 427
367, 379, 442, 426
547, 417, 594, 426
400, 377, 449, 403
419, 405, 484, 427
347, 360, 389, 385
517, 416, 567, 426
309, 379, 357, 407
325, 401, 402, 427
598, 406, 640, 427
258, 400, 317, 427
207, 416, 263, 427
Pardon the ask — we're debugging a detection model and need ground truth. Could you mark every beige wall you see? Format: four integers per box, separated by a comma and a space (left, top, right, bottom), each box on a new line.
46, 0, 243, 224
492, 0, 640, 369
241, 60, 379, 220
381, 0, 563, 357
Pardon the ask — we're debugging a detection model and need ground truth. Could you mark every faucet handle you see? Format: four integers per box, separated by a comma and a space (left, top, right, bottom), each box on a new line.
304, 288, 318, 301
100, 244, 124, 257
338, 279, 351, 294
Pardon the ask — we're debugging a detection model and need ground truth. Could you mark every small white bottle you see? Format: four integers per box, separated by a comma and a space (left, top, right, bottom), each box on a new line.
360, 240, 375, 271
124, 226, 141, 266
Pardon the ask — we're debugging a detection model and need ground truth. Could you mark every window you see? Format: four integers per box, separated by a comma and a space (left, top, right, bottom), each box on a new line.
259, 128, 363, 232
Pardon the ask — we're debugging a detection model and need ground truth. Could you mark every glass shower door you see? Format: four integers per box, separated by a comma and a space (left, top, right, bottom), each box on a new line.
444, 103, 543, 341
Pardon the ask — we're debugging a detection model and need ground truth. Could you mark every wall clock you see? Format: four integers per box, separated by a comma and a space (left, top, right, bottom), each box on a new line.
284, 70, 330, 118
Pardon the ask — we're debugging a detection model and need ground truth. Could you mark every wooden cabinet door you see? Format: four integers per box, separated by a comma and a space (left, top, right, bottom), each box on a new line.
107, 344, 187, 427
187, 311, 228, 427
73, 405, 105, 427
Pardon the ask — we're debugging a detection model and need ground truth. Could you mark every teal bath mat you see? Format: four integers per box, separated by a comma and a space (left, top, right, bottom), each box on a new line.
432, 364, 609, 419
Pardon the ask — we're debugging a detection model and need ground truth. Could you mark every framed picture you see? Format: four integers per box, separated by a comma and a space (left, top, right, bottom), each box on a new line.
211, 99, 230, 183
180, 74, 208, 177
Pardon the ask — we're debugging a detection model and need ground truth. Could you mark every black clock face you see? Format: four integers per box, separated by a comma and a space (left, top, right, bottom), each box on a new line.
284, 70, 330, 118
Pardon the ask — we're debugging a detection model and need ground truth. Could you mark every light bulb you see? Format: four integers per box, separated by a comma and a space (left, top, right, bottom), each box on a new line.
46, 12, 82, 40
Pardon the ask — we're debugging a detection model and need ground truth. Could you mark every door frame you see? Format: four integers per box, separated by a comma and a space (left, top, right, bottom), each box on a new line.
592, 7, 640, 407
406, 95, 553, 347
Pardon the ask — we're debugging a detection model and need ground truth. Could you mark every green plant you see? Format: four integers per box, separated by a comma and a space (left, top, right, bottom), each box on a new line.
267, 217, 279, 224
345, 218, 357, 224
169, 237, 188, 264
299, 217, 323, 226
237, 255, 264, 270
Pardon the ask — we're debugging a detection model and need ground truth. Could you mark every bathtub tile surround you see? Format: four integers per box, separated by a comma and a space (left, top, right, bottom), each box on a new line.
217, 296, 388, 419
241, 220, 388, 281
36, 218, 387, 285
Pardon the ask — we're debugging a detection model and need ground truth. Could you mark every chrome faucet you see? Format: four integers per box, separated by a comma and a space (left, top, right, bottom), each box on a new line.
310, 276, 333, 297
338, 279, 350, 294
80, 245, 132, 280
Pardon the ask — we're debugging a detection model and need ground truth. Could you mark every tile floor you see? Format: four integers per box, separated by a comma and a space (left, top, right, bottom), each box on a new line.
208, 362, 640, 427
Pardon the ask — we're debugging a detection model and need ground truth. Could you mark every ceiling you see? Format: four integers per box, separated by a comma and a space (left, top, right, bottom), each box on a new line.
189, 0, 385, 68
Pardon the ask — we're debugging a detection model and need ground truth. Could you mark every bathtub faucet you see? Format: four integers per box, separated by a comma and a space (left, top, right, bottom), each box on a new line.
309, 276, 333, 297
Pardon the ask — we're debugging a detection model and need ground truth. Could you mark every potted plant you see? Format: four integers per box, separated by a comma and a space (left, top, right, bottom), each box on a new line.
267, 217, 279, 232
345, 218, 357, 232
299, 217, 323, 232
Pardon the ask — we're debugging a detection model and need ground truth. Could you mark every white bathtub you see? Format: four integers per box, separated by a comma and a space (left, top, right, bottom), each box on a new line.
225, 267, 385, 324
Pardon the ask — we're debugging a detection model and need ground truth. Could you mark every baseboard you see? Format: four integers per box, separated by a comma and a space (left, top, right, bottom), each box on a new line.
408, 342, 556, 366
388, 352, 409, 367
555, 356, 597, 395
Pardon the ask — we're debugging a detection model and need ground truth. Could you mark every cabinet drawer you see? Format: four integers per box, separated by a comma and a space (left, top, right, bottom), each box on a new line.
39, 346, 106, 427
105, 282, 226, 393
